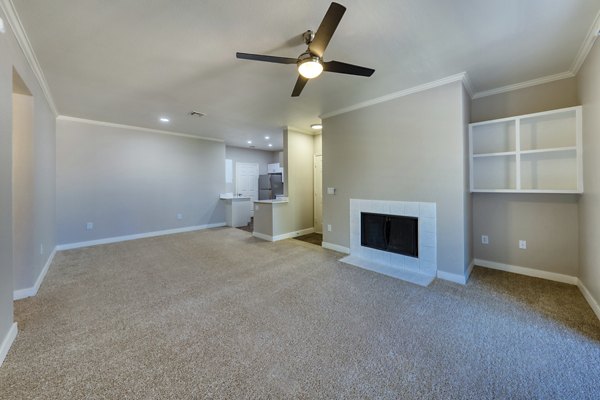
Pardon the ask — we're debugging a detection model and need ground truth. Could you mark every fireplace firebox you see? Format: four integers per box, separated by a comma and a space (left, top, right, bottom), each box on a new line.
361, 212, 418, 258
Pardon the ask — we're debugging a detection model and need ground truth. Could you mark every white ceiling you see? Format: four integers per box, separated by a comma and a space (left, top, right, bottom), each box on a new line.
10, 0, 600, 150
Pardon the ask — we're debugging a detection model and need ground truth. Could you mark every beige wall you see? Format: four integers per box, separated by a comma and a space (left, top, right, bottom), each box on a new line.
473, 194, 579, 275
323, 81, 470, 277
577, 39, 600, 308
0, 5, 57, 351
282, 128, 314, 233
12, 92, 35, 290
56, 119, 226, 244
470, 78, 580, 276
471, 77, 579, 123
314, 134, 322, 156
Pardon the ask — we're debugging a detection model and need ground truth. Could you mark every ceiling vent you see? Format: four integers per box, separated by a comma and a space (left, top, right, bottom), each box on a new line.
189, 111, 205, 118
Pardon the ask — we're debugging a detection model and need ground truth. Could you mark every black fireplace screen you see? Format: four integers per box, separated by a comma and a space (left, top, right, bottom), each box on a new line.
361, 212, 418, 258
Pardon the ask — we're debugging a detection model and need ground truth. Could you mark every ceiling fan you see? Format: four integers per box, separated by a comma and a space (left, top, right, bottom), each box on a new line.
236, 2, 375, 97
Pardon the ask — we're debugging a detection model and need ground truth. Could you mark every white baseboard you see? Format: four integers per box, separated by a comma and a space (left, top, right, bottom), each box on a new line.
56, 223, 226, 251
252, 232, 273, 241
474, 259, 578, 285
321, 242, 350, 254
577, 280, 600, 321
253, 227, 315, 242
14, 248, 57, 300
465, 259, 475, 282
0, 323, 18, 367
437, 270, 469, 285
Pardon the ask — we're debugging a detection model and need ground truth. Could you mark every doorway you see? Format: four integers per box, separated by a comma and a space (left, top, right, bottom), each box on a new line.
235, 162, 259, 216
12, 69, 34, 294
314, 155, 323, 234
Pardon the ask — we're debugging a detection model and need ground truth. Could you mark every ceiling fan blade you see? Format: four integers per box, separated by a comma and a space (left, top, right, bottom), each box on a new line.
308, 2, 346, 58
323, 60, 375, 77
236, 52, 298, 64
291, 75, 309, 97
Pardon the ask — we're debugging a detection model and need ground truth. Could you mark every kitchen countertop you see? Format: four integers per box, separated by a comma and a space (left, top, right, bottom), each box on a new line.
220, 194, 251, 200
254, 199, 289, 204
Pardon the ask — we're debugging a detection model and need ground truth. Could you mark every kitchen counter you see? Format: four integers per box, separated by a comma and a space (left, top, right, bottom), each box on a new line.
254, 199, 289, 204
253, 199, 294, 241
219, 194, 251, 227
220, 194, 251, 200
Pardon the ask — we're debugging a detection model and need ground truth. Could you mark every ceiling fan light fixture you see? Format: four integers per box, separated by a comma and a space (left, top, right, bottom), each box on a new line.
298, 57, 323, 79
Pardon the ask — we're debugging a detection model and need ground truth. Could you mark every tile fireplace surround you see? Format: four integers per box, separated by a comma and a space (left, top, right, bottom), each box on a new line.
340, 199, 437, 286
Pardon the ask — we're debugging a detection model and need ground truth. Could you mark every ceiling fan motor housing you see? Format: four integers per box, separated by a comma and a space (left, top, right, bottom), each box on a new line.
303, 30, 315, 45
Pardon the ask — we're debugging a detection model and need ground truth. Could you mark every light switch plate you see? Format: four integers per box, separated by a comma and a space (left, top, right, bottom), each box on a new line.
327, 187, 335, 195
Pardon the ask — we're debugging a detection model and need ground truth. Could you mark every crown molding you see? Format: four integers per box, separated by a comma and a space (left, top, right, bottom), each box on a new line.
473, 9, 600, 100
320, 72, 468, 119
0, 0, 58, 116
286, 125, 317, 135
471, 71, 575, 99
570, 9, 600, 75
56, 116, 224, 143
461, 72, 474, 98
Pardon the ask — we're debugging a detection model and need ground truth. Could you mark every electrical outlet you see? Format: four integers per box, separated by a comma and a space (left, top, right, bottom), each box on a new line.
327, 224, 332, 232
519, 240, 527, 249
86, 222, 94, 230
481, 235, 489, 244
40, 244, 44, 255
176, 213, 183, 220
327, 187, 336, 195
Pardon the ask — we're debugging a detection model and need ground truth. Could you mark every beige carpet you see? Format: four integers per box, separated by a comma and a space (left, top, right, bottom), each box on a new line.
1, 227, 599, 399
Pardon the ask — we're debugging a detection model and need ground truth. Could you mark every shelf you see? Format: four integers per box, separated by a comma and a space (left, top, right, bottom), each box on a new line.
469, 106, 582, 193
520, 146, 576, 155
520, 109, 577, 151
471, 120, 516, 154
471, 189, 582, 194
520, 151, 578, 191
472, 151, 517, 158
472, 155, 516, 191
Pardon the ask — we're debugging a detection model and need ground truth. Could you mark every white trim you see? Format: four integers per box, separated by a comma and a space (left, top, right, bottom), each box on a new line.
570, 10, 600, 75
466, 259, 475, 281
437, 270, 468, 285
252, 232, 274, 242
0, 0, 58, 115
253, 227, 315, 242
461, 72, 474, 98
13, 247, 57, 300
474, 258, 578, 285
320, 73, 467, 119
286, 125, 316, 136
472, 72, 575, 99
56, 116, 224, 143
0, 323, 18, 367
322, 242, 350, 254
577, 280, 600, 321
56, 223, 226, 251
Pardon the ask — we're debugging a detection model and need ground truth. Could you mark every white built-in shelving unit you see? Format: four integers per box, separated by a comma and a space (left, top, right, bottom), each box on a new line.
469, 106, 583, 193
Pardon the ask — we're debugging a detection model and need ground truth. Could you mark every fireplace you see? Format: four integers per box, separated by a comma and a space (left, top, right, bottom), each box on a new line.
361, 212, 418, 257
341, 199, 437, 286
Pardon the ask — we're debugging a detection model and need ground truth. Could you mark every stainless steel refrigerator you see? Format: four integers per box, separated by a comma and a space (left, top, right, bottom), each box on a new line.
258, 173, 284, 200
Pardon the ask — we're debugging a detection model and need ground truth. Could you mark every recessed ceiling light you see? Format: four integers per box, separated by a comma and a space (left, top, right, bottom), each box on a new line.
268, 144, 273, 147
311, 123, 322, 130
159, 117, 170, 123
265, 136, 270, 140
247, 140, 252, 144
